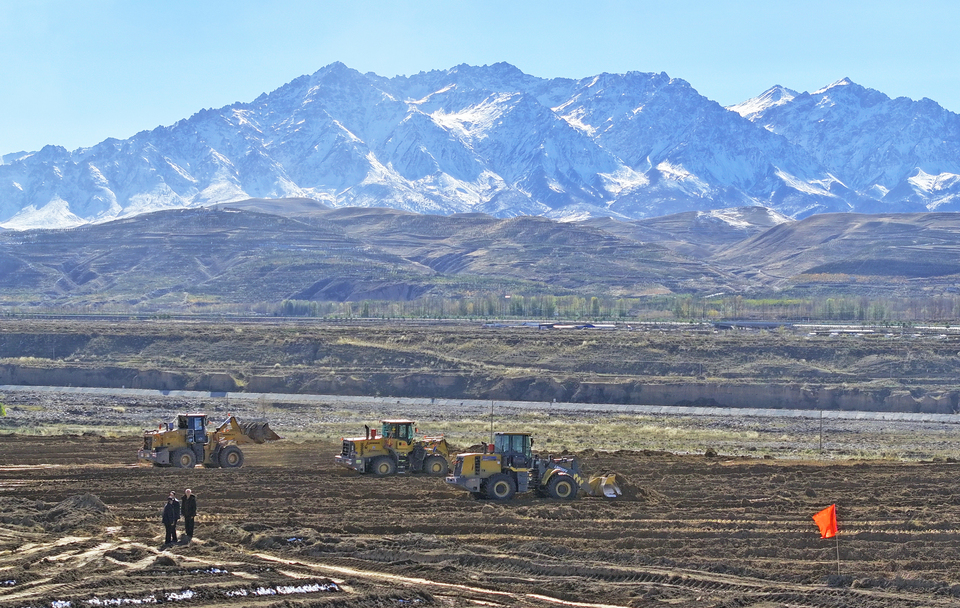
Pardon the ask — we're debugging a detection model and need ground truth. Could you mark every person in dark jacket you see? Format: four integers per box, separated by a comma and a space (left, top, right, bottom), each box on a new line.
181, 488, 197, 539
162, 491, 180, 545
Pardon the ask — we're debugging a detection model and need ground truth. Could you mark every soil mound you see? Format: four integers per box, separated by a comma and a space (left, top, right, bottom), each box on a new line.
0, 498, 44, 531
151, 555, 178, 568
104, 546, 150, 562
613, 476, 664, 502
44, 494, 116, 532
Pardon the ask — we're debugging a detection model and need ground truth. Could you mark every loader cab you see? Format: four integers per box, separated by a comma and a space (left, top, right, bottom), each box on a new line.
381, 420, 415, 443
494, 432, 533, 469
179, 414, 208, 445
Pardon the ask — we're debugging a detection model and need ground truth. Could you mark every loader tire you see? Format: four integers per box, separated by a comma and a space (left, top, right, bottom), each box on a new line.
423, 455, 448, 476
484, 473, 517, 501
370, 456, 397, 476
546, 474, 579, 500
171, 448, 196, 469
218, 445, 244, 468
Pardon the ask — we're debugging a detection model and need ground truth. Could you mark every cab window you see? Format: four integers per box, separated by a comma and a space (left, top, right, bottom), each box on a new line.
382, 423, 413, 441
495, 434, 531, 458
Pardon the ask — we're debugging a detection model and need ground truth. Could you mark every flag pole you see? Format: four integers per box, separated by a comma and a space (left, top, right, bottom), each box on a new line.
835, 534, 841, 575
813, 504, 840, 577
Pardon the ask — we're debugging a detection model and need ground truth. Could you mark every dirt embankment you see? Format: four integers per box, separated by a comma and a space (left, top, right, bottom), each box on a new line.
2, 319, 959, 413
2, 363, 958, 414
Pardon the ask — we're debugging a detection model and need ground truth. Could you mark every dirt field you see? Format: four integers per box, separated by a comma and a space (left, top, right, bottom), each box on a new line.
4, 420, 960, 608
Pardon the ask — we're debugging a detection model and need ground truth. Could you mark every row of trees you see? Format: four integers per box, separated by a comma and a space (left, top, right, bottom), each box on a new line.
276, 293, 960, 323
10, 292, 960, 323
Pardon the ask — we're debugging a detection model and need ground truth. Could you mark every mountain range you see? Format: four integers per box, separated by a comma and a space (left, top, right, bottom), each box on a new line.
1, 201, 958, 310
2, 63, 959, 230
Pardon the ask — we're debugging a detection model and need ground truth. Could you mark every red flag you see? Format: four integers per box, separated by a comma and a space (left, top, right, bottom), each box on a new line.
812, 504, 838, 539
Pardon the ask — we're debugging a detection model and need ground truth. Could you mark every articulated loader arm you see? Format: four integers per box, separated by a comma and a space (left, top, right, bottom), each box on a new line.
215, 416, 282, 444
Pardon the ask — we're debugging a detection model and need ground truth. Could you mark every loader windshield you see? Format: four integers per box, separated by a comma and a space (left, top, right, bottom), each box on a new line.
494, 433, 532, 459
382, 422, 414, 442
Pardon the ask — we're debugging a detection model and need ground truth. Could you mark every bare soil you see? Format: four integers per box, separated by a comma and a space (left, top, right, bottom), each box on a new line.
4, 429, 960, 608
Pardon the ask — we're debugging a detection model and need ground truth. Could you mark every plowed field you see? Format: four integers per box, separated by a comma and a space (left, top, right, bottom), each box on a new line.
3, 431, 960, 608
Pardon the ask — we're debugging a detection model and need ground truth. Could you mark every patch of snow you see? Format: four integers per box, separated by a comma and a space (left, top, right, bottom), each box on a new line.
656, 161, 694, 181
655, 161, 711, 194
597, 166, 649, 194
813, 77, 854, 94
0, 197, 86, 230
195, 180, 246, 204
558, 107, 597, 137
908, 169, 960, 193
121, 184, 191, 217
430, 93, 515, 142
359, 152, 396, 186
728, 85, 798, 119
412, 169, 504, 209
815, 96, 835, 109
552, 210, 594, 222
409, 83, 456, 105
927, 194, 960, 211
164, 158, 197, 183
85, 595, 157, 606
774, 168, 840, 197
698, 209, 753, 229
547, 201, 632, 222
231, 109, 262, 133
298, 189, 337, 205
2, 151, 36, 164
698, 207, 792, 229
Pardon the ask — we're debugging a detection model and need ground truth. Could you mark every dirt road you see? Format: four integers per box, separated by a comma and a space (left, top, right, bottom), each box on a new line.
3, 434, 960, 608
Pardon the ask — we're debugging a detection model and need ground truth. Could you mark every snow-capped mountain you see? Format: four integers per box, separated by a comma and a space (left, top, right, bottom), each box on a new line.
0, 63, 955, 230
731, 78, 960, 211
727, 85, 798, 121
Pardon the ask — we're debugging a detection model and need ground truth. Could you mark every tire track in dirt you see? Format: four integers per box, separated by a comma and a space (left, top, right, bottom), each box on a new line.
4, 436, 960, 607
249, 549, 957, 608
251, 551, 633, 608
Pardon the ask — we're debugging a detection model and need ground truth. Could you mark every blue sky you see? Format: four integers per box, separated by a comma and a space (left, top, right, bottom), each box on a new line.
2, 0, 957, 154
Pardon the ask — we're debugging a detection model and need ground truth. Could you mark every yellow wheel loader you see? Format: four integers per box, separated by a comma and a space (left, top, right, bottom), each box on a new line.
445, 432, 621, 500
138, 414, 281, 469
335, 419, 450, 476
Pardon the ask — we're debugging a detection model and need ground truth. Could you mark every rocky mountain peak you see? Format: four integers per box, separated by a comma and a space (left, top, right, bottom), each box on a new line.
1, 63, 957, 230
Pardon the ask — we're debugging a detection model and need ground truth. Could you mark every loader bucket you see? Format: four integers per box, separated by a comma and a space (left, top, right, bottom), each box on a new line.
239, 421, 282, 443
585, 474, 622, 498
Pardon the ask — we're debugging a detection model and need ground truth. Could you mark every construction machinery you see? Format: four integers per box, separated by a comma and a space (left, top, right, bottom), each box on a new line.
138, 414, 281, 469
335, 419, 450, 476
445, 432, 621, 500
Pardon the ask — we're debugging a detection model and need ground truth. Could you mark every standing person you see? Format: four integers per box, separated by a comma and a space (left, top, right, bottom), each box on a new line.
182, 489, 197, 539
162, 491, 180, 546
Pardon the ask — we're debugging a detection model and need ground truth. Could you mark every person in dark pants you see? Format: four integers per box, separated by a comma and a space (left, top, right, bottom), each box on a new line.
182, 488, 197, 539
162, 491, 180, 546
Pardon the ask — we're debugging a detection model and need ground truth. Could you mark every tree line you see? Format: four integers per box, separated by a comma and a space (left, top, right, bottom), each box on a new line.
277, 293, 960, 324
